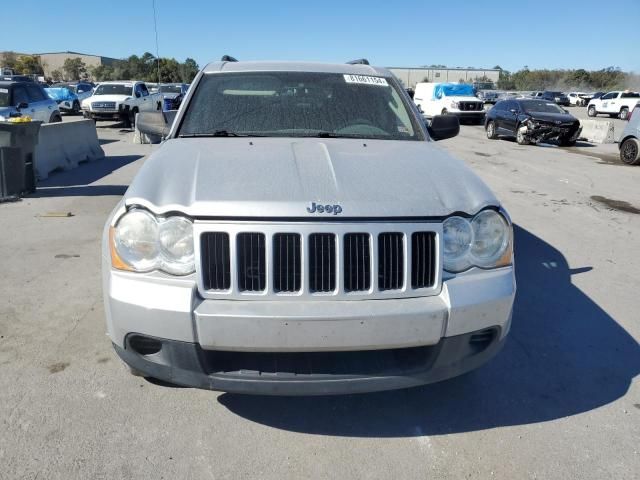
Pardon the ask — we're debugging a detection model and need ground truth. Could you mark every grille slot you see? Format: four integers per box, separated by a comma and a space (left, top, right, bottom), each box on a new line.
378, 233, 404, 290
273, 233, 301, 293
344, 233, 371, 292
309, 233, 336, 292
201, 232, 231, 290
237, 233, 266, 292
411, 232, 436, 289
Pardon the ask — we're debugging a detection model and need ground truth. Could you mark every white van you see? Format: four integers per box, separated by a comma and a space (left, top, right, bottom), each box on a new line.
414, 82, 485, 123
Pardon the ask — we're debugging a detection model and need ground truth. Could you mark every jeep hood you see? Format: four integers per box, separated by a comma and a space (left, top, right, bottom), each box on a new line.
124, 138, 499, 218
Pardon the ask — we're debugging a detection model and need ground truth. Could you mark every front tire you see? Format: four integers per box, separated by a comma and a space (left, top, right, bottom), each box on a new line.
72, 100, 80, 115
588, 106, 597, 117
620, 138, 640, 165
516, 125, 530, 145
620, 107, 629, 120
441, 108, 448, 115
486, 120, 497, 139
49, 113, 62, 123
560, 136, 576, 147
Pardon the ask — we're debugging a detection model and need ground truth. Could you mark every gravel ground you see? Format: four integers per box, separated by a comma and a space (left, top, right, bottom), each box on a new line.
0, 118, 638, 480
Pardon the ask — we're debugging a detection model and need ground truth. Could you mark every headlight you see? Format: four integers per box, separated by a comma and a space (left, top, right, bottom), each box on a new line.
443, 210, 512, 273
450, 101, 459, 109
158, 216, 195, 275
112, 210, 159, 272
443, 216, 473, 272
110, 209, 195, 275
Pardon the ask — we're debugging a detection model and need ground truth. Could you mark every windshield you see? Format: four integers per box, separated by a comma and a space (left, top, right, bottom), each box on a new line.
94, 84, 132, 96
178, 72, 420, 140
160, 85, 182, 93
0, 87, 9, 107
520, 100, 566, 114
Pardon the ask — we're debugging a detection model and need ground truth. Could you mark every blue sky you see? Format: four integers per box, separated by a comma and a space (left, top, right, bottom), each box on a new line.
3, 0, 639, 72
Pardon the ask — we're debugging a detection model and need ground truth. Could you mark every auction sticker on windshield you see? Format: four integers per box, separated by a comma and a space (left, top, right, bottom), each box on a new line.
343, 75, 388, 86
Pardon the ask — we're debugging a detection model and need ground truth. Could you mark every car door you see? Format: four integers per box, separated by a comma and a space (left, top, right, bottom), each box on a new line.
12, 84, 33, 119
26, 83, 54, 122
599, 92, 618, 113
137, 83, 153, 111
501, 100, 519, 135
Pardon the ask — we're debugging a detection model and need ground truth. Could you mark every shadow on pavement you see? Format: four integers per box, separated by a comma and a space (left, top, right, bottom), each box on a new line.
218, 225, 639, 437
29, 155, 142, 198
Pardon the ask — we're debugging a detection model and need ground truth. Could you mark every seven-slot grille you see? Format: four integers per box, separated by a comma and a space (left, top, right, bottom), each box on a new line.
199, 226, 439, 298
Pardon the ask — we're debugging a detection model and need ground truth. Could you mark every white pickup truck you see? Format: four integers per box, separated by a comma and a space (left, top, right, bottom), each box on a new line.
587, 91, 640, 120
82, 80, 161, 126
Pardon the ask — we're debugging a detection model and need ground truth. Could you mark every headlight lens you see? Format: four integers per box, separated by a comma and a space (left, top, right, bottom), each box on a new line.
113, 210, 159, 272
443, 216, 473, 272
111, 209, 194, 275
159, 216, 195, 275
443, 210, 512, 273
450, 101, 459, 109
470, 210, 510, 268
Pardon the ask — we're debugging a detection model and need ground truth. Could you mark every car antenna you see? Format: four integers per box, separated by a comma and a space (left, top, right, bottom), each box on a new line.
221, 55, 238, 62
346, 58, 370, 65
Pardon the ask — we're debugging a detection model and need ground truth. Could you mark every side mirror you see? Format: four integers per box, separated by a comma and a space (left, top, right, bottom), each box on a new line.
136, 111, 171, 139
428, 114, 460, 141
17, 102, 28, 110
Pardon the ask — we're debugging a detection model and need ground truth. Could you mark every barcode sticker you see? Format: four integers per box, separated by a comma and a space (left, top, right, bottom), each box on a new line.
343, 75, 388, 86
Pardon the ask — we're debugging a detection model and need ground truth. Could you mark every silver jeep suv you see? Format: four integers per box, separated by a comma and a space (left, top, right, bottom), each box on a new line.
103, 59, 516, 395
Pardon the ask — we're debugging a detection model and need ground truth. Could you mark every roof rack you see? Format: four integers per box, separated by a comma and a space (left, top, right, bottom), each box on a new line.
221, 55, 238, 62
346, 58, 370, 65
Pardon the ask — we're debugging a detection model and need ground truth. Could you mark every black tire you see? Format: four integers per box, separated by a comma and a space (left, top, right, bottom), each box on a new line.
486, 120, 498, 139
441, 108, 448, 115
72, 100, 80, 115
587, 106, 596, 117
49, 113, 62, 123
560, 136, 576, 147
620, 138, 640, 165
516, 125, 530, 145
620, 107, 629, 120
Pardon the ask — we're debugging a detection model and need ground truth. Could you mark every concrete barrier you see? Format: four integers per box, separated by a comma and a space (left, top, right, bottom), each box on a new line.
579, 119, 615, 144
34, 120, 105, 179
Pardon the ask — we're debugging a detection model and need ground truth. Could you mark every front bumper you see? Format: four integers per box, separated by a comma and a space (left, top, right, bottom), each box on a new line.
83, 104, 130, 121
103, 261, 515, 394
114, 327, 506, 395
450, 111, 485, 120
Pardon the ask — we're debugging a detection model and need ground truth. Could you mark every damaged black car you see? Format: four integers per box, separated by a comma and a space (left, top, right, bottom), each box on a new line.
485, 99, 582, 146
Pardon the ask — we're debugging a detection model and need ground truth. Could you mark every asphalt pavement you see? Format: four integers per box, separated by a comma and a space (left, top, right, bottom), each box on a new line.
0, 115, 638, 480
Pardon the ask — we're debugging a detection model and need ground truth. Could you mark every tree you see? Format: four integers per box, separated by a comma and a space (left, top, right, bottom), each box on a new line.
51, 69, 63, 82
14, 55, 43, 75
1, 51, 18, 70
180, 58, 199, 82
63, 57, 87, 81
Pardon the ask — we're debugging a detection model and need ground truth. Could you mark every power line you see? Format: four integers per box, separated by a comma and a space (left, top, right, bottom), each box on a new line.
152, 0, 161, 85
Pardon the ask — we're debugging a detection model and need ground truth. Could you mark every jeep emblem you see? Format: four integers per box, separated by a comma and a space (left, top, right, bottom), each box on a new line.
307, 202, 343, 215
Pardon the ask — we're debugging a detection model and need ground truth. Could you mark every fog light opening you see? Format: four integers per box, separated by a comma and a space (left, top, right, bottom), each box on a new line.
468, 328, 497, 353
129, 335, 162, 356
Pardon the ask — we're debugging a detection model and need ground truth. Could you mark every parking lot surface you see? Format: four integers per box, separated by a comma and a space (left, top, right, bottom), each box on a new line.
0, 116, 638, 479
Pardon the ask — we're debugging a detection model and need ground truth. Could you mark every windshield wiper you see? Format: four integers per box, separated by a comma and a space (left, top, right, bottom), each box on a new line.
179, 130, 243, 138
304, 131, 351, 138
